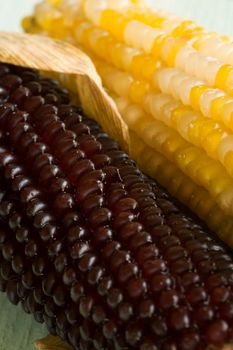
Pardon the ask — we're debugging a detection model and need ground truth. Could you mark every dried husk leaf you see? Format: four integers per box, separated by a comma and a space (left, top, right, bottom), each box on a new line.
34, 335, 233, 350
0, 31, 129, 151
34, 335, 73, 350
0, 31, 232, 350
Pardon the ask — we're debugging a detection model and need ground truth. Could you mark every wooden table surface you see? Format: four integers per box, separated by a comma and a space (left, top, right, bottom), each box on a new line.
0, 0, 232, 349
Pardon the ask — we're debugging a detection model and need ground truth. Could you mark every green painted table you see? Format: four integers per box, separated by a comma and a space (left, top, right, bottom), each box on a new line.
0, 294, 47, 349
0, 0, 233, 349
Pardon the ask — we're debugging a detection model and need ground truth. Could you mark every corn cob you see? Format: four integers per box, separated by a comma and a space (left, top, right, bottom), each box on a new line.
1, 62, 233, 350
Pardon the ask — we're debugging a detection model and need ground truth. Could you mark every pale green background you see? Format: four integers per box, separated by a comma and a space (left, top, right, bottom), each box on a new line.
0, 0, 232, 349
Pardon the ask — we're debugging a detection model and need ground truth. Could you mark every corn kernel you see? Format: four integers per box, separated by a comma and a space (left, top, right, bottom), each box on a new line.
100, 9, 129, 41
215, 64, 233, 91
190, 85, 208, 111
129, 80, 149, 104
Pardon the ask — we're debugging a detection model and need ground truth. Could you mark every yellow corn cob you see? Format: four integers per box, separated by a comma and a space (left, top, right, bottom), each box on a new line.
24, 0, 233, 244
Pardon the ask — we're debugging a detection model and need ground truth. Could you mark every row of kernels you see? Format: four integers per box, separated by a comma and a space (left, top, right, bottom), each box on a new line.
74, 18, 162, 79
174, 45, 220, 85
127, 127, 229, 239
125, 1, 204, 39
153, 67, 203, 106
153, 68, 233, 132
98, 0, 203, 43
194, 35, 233, 66
96, 59, 233, 180
96, 6, 233, 95
108, 0, 233, 67
83, 0, 131, 27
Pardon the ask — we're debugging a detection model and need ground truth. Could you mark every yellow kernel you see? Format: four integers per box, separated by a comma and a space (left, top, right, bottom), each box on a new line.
198, 194, 214, 218
207, 206, 223, 231
129, 80, 149, 104
162, 137, 183, 158
190, 85, 208, 111
110, 44, 125, 68
172, 20, 194, 37
210, 95, 229, 122
151, 34, 167, 59
80, 26, 94, 48
184, 118, 204, 145
189, 190, 204, 212
187, 158, 209, 185
178, 179, 196, 203
204, 130, 224, 159
100, 9, 129, 41
223, 151, 233, 178
131, 54, 157, 80
49, 20, 69, 39
175, 147, 199, 172
163, 37, 185, 66
206, 173, 230, 202
221, 35, 232, 42
215, 64, 233, 91
97, 35, 115, 59
132, 12, 165, 28
192, 36, 202, 50
170, 106, 190, 127
130, 54, 147, 79
47, 0, 61, 5
22, 16, 33, 32
197, 164, 218, 188
169, 172, 185, 195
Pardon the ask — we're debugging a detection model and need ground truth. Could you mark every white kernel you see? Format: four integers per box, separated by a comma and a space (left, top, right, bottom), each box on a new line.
218, 135, 233, 163
84, 0, 106, 25
200, 89, 225, 117
222, 101, 233, 125
180, 78, 204, 105
123, 104, 144, 127
161, 100, 180, 126
112, 71, 133, 97
74, 21, 91, 42
153, 68, 180, 95
143, 93, 172, 118
175, 46, 194, 71
170, 73, 190, 101
177, 112, 198, 140
124, 20, 162, 53
122, 47, 140, 70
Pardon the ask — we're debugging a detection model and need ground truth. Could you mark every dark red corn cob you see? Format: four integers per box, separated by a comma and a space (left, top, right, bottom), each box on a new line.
0, 64, 232, 350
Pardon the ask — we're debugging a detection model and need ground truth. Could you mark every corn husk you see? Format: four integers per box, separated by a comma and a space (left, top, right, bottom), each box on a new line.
35, 335, 233, 350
